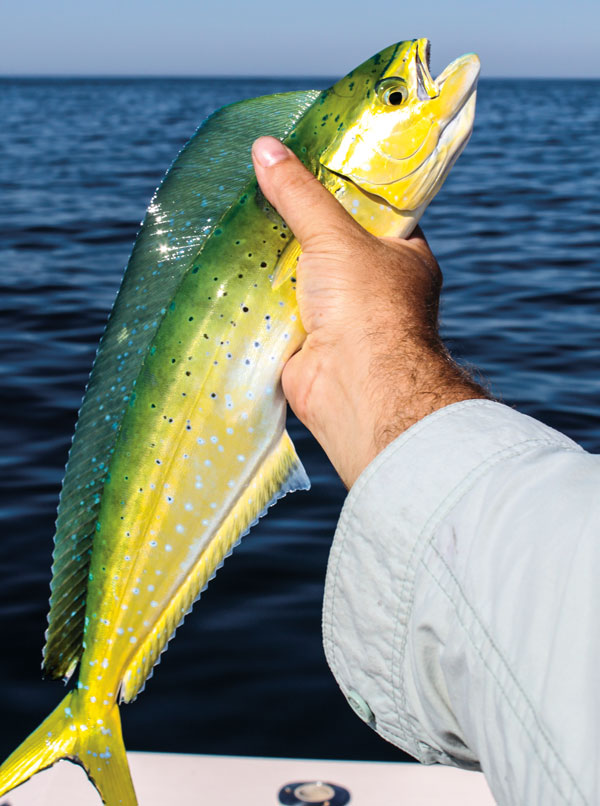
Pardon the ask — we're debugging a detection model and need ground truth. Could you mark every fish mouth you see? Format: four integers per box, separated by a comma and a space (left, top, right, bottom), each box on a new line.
415, 38, 439, 100
411, 38, 480, 106
427, 51, 481, 177
416, 38, 480, 92
437, 51, 480, 104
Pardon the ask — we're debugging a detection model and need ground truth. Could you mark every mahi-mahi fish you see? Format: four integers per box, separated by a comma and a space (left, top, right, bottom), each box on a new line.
0, 39, 479, 805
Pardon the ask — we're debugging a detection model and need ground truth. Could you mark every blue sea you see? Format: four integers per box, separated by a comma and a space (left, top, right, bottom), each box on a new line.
0, 77, 598, 764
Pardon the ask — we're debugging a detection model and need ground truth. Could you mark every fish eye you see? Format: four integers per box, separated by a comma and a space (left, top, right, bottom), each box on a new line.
376, 78, 409, 107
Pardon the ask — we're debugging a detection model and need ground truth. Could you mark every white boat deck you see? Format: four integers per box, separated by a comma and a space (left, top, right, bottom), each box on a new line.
3, 751, 495, 805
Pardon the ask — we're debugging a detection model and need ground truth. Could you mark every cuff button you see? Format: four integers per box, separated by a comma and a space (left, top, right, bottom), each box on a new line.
346, 690, 375, 725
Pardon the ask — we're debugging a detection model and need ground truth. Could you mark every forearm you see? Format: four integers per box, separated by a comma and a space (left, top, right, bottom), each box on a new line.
323, 401, 599, 805
291, 329, 489, 487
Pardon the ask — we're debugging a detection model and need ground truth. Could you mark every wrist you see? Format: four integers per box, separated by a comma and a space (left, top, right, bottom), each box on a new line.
372, 345, 490, 454
288, 336, 489, 489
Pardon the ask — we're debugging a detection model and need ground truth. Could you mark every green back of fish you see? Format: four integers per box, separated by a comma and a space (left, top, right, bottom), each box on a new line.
43, 89, 321, 680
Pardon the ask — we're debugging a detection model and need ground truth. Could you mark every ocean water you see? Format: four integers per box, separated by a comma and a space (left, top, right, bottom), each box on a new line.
0, 76, 598, 764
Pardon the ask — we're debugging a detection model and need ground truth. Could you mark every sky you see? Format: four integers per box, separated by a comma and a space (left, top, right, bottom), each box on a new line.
1, 0, 599, 78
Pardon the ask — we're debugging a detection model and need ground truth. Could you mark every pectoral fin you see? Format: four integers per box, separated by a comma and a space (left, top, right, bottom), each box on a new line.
272, 238, 302, 290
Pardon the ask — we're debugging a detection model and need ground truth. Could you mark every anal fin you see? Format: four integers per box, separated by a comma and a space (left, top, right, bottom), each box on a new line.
120, 430, 309, 702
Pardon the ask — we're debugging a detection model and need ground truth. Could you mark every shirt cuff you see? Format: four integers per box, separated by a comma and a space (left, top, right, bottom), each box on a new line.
321, 399, 580, 764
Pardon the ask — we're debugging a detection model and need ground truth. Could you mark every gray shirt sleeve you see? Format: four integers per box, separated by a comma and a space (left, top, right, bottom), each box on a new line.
322, 399, 599, 805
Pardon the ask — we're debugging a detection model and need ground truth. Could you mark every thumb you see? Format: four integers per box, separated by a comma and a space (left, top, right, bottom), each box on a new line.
252, 136, 363, 250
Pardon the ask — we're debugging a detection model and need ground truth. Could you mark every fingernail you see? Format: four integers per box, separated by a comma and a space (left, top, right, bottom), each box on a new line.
253, 136, 289, 168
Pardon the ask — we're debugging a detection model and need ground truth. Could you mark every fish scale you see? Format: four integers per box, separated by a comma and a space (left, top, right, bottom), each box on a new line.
0, 39, 480, 805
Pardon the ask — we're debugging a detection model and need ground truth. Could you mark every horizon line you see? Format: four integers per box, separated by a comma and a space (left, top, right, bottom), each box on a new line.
1, 73, 599, 81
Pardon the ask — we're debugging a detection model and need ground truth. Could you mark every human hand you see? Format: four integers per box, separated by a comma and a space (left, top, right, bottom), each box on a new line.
252, 136, 487, 488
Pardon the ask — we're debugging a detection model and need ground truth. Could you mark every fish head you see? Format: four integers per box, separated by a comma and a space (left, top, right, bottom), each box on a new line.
318, 39, 480, 213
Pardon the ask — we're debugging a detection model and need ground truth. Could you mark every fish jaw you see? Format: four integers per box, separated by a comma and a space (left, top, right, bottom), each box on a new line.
317, 40, 480, 213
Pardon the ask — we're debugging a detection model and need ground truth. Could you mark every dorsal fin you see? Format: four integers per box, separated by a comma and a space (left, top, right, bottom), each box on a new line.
43, 89, 322, 680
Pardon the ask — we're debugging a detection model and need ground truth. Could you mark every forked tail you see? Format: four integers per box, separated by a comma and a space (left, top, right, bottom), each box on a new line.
0, 689, 137, 805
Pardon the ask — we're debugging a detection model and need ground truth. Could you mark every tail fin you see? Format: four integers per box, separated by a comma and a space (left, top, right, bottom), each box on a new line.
0, 689, 137, 805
